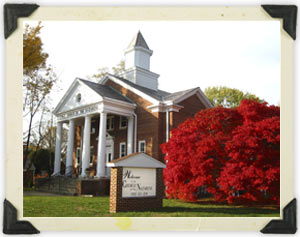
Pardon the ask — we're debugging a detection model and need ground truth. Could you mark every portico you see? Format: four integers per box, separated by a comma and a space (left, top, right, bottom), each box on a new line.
52, 78, 136, 178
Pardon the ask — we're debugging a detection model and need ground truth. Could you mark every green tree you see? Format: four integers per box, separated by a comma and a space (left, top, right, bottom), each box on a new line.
23, 22, 57, 168
88, 60, 125, 82
29, 149, 54, 175
204, 86, 262, 108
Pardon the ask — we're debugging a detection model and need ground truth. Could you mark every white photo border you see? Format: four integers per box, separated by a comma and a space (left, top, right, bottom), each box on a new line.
5, 6, 294, 231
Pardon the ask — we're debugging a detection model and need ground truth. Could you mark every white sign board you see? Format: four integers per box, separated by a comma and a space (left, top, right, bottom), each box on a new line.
122, 167, 156, 198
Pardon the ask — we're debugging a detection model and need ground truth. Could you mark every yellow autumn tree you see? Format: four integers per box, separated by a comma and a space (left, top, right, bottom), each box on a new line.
23, 22, 57, 168
23, 22, 49, 76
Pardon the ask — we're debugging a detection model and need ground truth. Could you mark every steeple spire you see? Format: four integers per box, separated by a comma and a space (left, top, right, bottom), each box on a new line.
122, 31, 160, 91
124, 31, 153, 71
127, 31, 150, 50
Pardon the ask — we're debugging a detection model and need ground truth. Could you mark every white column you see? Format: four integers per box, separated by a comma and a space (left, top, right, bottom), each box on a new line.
80, 116, 91, 177
166, 109, 169, 142
127, 116, 134, 154
53, 121, 62, 176
96, 112, 107, 177
65, 119, 75, 176
96, 112, 107, 178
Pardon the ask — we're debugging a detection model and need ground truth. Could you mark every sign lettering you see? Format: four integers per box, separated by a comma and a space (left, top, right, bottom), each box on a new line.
57, 104, 99, 120
122, 168, 156, 198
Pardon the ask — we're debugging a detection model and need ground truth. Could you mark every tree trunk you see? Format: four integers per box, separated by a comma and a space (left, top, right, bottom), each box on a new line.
24, 113, 33, 169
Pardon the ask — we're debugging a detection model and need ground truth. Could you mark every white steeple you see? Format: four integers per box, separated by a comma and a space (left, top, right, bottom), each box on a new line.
122, 31, 159, 90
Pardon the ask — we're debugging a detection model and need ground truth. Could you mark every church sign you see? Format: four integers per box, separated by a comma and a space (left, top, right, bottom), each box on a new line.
122, 167, 156, 198
107, 153, 166, 213
57, 103, 100, 121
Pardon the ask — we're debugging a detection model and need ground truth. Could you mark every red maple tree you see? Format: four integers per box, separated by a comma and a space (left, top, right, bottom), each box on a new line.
161, 99, 280, 205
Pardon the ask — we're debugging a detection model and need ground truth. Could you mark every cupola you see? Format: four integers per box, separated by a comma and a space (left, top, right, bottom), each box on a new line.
121, 31, 160, 91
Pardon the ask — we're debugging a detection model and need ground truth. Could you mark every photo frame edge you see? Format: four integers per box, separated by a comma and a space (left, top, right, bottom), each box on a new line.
261, 4, 297, 40
4, 4, 295, 232
260, 198, 297, 234
3, 199, 40, 234
260, 4, 297, 234
4, 3, 40, 39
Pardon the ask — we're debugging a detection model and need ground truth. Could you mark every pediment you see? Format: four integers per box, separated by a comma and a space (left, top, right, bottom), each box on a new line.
53, 79, 103, 114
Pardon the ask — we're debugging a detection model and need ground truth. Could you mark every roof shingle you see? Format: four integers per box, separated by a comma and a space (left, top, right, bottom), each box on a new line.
79, 78, 135, 104
127, 31, 150, 50
107, 73, 171, 101
163, 87, 199, 101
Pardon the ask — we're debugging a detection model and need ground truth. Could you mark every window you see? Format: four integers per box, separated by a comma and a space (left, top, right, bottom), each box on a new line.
138, 140, 146, 153
119, 142, 126, 157
76, 93, 81, 102
107, 153, 112, 163
91, 120, 96, 134
76, 148, 81, 167
90, 146, 94, 164
119, 116, 127, 129
107, 116, 114, 131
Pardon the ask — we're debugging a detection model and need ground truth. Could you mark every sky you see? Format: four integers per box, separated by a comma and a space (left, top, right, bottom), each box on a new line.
24, 20, 280, 108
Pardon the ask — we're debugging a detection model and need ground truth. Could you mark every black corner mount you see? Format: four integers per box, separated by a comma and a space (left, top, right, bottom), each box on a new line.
262, 5, 297, 40
3, 199, 40, 234
4, 3, 39, 39
261, 198, 297, 234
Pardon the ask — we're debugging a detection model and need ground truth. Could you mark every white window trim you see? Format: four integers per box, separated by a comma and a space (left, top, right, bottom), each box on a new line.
106, 152, 113, 163
138, 140, 146, 153
119, 142, 126, 157
119, 116, 128, 129
107, 116, 114, 131
90, 146, 94, 165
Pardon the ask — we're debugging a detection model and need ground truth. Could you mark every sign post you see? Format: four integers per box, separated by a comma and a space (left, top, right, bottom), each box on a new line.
107, 153, 166, 213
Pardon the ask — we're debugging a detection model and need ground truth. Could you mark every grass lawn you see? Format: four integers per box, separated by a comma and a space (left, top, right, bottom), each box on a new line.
23, 195, 280, 217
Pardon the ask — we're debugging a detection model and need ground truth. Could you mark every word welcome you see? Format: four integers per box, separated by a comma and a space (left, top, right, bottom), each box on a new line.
122, 167, 156, 198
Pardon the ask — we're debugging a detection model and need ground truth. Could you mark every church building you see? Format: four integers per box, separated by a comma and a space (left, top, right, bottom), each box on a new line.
52, 31, 212, 180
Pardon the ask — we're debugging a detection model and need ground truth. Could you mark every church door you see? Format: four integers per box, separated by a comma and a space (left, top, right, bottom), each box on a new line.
105, 134, 114, 176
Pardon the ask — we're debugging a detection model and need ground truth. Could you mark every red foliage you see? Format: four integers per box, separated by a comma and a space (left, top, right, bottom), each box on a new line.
162, 99, 280, 205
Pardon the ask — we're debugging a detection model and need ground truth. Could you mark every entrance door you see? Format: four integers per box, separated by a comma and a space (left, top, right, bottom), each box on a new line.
105, 145, 113, 176
104, 133, 114, 176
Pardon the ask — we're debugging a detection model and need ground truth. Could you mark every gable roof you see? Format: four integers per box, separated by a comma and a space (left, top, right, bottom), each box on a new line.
163, 87, 199, 101
105, 73, 171, 101
79, 79, 135, 104
53, 78, 135, 114
127, 31, 150, 50
104, 73, 213, 108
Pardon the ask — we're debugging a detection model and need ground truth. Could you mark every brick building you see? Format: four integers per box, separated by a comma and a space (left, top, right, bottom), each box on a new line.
52, 31, 212, 179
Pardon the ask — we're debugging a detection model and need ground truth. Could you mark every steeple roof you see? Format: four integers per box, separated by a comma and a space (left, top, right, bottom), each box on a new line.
127, 31, 150, 50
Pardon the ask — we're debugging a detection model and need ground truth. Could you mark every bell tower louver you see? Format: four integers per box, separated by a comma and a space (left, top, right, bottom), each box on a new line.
122, 31, 160, 90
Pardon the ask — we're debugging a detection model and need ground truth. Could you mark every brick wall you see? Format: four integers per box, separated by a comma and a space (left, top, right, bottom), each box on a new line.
79, 178, 110, 196
171, 94, 206, 131
110, 167, 164, 213
158, 112, 166, 162
106, 115, 127, 159
73, 125, 82, 176
73, 81, 207, 172
105, 80, 163, 160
